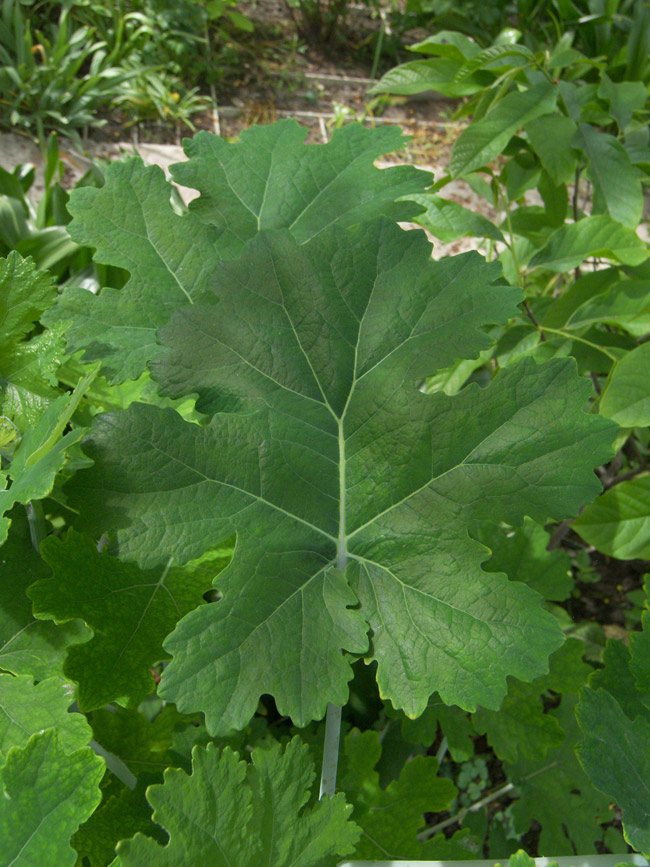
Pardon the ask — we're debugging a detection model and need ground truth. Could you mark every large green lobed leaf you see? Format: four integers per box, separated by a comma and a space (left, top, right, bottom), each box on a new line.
69, 196, 616, 732
45, 122, 431, 383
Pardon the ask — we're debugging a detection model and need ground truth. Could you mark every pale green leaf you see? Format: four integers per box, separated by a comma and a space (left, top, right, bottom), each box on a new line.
0, 324, 65, 430
529, 215, 650, 273
0, 730, 104, 867
115, 737, 359, 867
0, 673, 91, 761
370, 57, 479, 97
453, 44, 535, 84
0, 251, 56, 345
42, 159, 222, 383
450, 82, 558, 177
560, 278, 650, 337
573, 476, 650, 560
409, 31, 482, 60
409, 193, 505, 243
600, 343, 650, 427
29, 530, 229, 710
173, 122, 432, 242
0, 371, 95, 543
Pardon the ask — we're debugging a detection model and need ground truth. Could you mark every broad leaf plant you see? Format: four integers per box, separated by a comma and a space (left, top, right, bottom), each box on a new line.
0, 121, 627, 863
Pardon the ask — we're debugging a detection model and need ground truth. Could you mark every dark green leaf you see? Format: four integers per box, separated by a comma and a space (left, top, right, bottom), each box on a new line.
576, 687, 650, 855
0, 511, 89, 679
573, 124, 643, 228
29, 530, 229, 710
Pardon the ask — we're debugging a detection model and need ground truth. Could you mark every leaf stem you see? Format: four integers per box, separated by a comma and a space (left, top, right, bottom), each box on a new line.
319, 702, 343, 799
537, 326, 619, 362
319, 413, 348, 799
418, 782, 515, 839
418, 758, 558, 840
25, 500, 47, 552
89, 738, 136, 790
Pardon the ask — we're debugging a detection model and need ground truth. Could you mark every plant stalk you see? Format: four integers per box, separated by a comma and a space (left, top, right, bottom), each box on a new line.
418, 782, 515, 839
319, 411, 349, 799
319, 701, 343, 799
25, 500, 47, 552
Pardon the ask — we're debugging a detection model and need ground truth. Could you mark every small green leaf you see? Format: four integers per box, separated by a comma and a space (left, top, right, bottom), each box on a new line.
371, 57, 478, 97
115, 737, 359, 866
0, 324, 65, 431
472, 640, 590, 763
560, 278, 650, 337
0, 370, 95, 542
0, 730, 104, 867
573, 124, 643, 228
590, 638, 650, 723
598, 73, 647, 132
409, 31, 482, 60
529, 215, 650, 273
30, 530, 229, 710
574, 476, 650, 560
0, 252, 56, 345
600, 343, 650, 427
525, 114, 578, 186
450, 82, 558, 177
476, 517, 573, 601
386, 695, 475, 760
89, 705, 177, 778
453, 44, 535, 84
73, 784, 165, 867
409, 193, 505, 243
